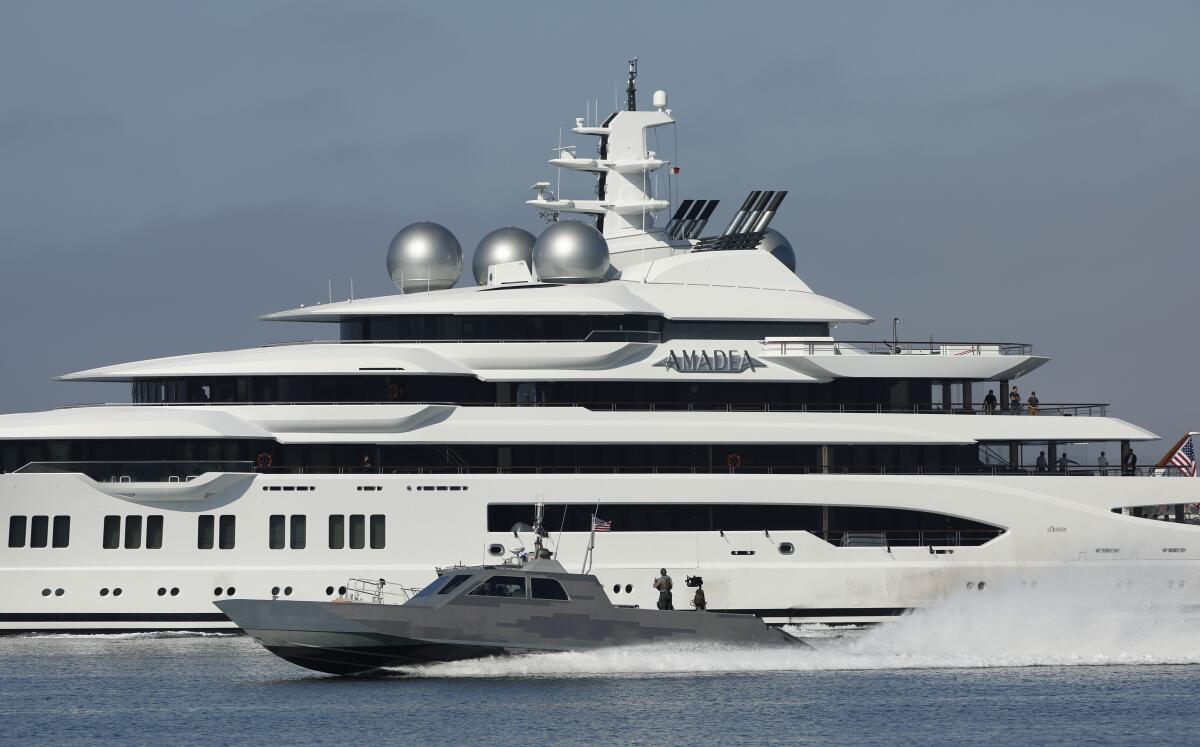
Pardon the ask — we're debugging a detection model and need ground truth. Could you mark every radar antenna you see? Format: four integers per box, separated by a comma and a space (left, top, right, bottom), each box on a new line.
626, 57, 638, 111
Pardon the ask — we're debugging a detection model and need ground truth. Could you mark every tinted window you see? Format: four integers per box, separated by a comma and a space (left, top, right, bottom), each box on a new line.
9, 516, 27, 548
438, 574, 474, 595
269, 515, 285, 550
349, 515, 365, 549
124, 515, 142, 549
197, 515, 214, 549
29, 516, 49, 548
52, 516, 70, 548
328, 515, 344, 549
146, 515, 163, 549
218, 515, 236, 549
468, 576, 526, 598
369, 515, 385, 549
531, 577, 569, 601
290, 515, 306, 549
103, 515, 121, 549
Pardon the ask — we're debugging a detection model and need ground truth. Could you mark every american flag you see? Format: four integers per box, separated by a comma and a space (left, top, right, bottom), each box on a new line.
592, 516, 612, 532
1169, 437, 1196, 477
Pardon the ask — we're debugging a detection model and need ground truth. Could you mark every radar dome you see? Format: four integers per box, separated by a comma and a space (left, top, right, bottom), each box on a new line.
386, 221, 463, 293
471, 227, 536, 286
757, 228, 796, 273
532, 220, 610, 283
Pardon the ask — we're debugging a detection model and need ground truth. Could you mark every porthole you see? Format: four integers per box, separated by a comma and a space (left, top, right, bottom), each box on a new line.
284, 586, 293, 596
226, 587, 236, 597
977, 581, 986, 591
778, 542, 795, 555
487, 544, 504, 557
271, 586, 280, 596
325, 585, 334, 596
214, 587, 223, 596
41, 588, 51, 597
170, 588, 179, 596
966, 582, 975, 590
113, 588, 122, 597
55, 588, 63, 597
337, 586, 347, 596
157, 587, 166, 597
624, 584, 633, 593
612, 584, 621, 594
100, 588, 110, 597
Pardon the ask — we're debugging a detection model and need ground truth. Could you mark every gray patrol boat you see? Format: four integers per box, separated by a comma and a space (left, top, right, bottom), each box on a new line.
217, 514, 797, 675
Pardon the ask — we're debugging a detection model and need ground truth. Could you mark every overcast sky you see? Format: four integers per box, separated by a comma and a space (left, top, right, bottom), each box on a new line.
1, 1, 1197, 450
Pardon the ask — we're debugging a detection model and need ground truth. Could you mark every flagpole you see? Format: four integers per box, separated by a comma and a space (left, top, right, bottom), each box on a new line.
582, 515, 597, 574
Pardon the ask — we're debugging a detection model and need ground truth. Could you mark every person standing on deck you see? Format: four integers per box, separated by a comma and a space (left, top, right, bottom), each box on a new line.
1027, 391, 1040, 416
983, 390, 998, 414
653, 569, 674, 610
1009, 386, 1022, 414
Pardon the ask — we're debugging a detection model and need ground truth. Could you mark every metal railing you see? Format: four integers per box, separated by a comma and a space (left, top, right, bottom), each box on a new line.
763, 340, 1033, 356
250, 464, 1190, 477
58, 401, 1110, 416
343, 577, 422, 605
9, 461, 1186, 479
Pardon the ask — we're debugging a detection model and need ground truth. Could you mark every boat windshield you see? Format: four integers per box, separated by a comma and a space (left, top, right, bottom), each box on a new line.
412, 573, 474, 599
468, 576, 527, 598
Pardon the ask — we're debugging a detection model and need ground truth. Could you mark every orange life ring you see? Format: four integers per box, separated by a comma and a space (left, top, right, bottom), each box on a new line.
725, 452, 743, 469
255, 452, 273, 469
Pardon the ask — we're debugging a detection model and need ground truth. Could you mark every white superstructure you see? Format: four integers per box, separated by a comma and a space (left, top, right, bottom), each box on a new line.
3, 63, 1197, 632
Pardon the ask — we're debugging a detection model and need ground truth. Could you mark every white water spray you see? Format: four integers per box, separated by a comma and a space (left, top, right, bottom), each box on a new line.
398, 570, 1200, 678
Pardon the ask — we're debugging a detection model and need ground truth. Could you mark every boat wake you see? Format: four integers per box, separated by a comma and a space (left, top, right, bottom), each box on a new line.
396, 572, 1200, 678
17, 630, 237, 640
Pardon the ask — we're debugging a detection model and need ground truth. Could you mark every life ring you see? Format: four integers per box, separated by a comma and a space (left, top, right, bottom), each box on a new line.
386, 383, 400, 401
725, 452, 743, 469
255, 452, 273, 469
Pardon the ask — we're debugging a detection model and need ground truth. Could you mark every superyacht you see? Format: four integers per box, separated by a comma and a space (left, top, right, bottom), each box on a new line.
3, 62, 1198, 632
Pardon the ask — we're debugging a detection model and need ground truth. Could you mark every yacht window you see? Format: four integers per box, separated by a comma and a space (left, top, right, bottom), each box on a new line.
52, 516, 70, 548
124, 515, 142, 549
349, 515, 365, 549
8, 516, 27, 548
438, 574, 474, 595
328, 515, 345, 549
468, 576, 527, 598
290, 515, 307, 549
531, 578, 569, 601
29, 516, 49, 548
146, 515, 163, 549
269, 515, 285, 550
218, 515, 236, 550
197, 515, 215, 549
369, 515, 385, 549
103, 515, 121, 550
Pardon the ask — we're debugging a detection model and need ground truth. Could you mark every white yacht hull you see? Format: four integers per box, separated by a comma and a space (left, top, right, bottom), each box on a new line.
3, 472, 1198, 632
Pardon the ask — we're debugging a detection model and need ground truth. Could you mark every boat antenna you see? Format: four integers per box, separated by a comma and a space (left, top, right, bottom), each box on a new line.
532, 501, 547, 559
626, 57, 638, 111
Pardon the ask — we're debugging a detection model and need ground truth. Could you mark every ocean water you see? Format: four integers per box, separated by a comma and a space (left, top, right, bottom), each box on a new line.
4, 575, 1200, 746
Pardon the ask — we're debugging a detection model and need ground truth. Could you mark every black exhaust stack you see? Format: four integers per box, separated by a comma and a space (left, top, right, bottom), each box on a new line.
749, 190, 787, 233
673, 199, 708, 239
722, 191, 761, 236
737, 191, 775, 234
686, 199, 721, 239
663, 199, 694, 239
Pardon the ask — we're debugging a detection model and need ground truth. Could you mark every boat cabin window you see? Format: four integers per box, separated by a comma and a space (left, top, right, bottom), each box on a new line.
468, 575, 527, 598
412, 573, 472, 599
438, 574, 473, 595
531, 577, 569, 601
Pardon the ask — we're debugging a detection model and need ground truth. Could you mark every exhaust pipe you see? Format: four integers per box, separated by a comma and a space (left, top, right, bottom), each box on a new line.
663, 199, 693, 239
750, 190, 787, 233
738, 191, 775, 234
686, 199, 721, 239
722, 191, 761, 236
674, 199, 708, 239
